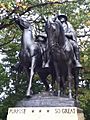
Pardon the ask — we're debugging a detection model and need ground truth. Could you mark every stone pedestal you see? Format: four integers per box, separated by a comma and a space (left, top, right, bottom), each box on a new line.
7, 92, 85, 120
77, 108, 85, 120
16, 92, 75, 107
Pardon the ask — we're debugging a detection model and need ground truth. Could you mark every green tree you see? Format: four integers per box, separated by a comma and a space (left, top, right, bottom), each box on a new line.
0, 0, 90, 120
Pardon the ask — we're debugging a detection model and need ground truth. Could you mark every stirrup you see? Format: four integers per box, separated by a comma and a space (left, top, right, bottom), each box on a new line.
75, 60, 82, 68
42, 62, 49, 68
45, 63, 49, 67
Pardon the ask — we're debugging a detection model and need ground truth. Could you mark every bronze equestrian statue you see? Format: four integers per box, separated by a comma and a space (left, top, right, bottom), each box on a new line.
56, 14, 82, 68
13, 15, 50, 97
45, 18, 80, 99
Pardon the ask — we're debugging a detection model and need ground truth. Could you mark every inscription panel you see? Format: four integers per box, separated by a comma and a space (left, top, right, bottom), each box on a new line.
7, 107, 78, 120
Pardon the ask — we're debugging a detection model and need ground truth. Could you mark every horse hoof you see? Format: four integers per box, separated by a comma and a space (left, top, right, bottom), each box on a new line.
26, 94, 32, 98
45, 88, 50, 92
74, 100, 80, 107
69, 95, 72, 99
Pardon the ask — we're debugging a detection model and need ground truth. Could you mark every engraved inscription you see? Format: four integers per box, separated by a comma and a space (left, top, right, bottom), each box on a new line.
9, 108, 26, 114
7, 107, 78, 120
62, 108, 75, 114
55, 109, 61, 113
55, 108, 76, 114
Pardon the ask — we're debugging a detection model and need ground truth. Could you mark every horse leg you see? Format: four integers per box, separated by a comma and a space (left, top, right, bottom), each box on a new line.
38, 69, 49, 91
26, 57, 36, 97
60, 76, 66, 96
68, 64, 72, 99
42, 77, 49, 91
50, 67, 56, 92
64, 76, 67, 96
74, 68, 79, 101
51, 72, 56, 92
53, 62, 61, 96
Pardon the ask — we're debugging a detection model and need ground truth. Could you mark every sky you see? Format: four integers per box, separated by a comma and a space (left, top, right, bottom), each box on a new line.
0, 53, 6, 63
0, 55, 4, 62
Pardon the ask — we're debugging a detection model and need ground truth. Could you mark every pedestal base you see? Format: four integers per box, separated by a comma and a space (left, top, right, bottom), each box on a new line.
16, 92, 75, 107
7, 92, 85, 120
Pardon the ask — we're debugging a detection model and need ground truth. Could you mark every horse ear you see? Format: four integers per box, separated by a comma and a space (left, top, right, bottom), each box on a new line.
46, 18, 51, 28
19, 19, 30, 29
52, 24, 56, 31
14, 14, 19, 19
42, 16, 47, 22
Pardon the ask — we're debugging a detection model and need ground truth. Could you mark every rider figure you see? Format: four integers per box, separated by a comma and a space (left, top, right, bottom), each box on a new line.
57, 14, 82, 68
35, 34, 49, 68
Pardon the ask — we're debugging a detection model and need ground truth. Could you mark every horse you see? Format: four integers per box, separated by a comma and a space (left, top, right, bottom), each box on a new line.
13, 15, 50, 97
45, 18, 79, 99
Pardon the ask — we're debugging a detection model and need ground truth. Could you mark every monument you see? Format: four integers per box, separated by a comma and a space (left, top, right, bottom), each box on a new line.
7, 15, 85, 120
7, 92, 85, 120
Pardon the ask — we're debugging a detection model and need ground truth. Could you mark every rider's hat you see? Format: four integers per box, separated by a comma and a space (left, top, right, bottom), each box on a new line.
57, 14, 68, 21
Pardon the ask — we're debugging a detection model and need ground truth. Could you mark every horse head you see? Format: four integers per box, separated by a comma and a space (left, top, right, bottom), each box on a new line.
45, 18, 65, 48
14, 15, 31, 30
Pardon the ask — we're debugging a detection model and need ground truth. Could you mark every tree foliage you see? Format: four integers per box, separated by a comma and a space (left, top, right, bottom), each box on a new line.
0, 0, 90, 120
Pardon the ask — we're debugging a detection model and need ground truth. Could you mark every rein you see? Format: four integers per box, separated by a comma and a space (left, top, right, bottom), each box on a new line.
49, 21, 66, 52
50, 42, 66, 52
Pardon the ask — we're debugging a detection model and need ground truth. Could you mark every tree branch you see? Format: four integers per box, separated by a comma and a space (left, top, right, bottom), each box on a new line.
20, 1, 71, 15
0, 35, 16, 48
0, 1, 74, 30
0, 22, 13, 30
77, 34, 90, 37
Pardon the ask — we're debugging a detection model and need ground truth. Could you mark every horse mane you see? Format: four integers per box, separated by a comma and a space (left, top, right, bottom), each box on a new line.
56, 20, 66, 46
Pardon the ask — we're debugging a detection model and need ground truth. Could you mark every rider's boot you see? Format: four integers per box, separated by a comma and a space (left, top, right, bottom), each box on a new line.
45, 61, 49, 67
75, 50, 82, 68
42, 62, 45, 68
75, 60, 82, 68
42, 60, 49, 68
